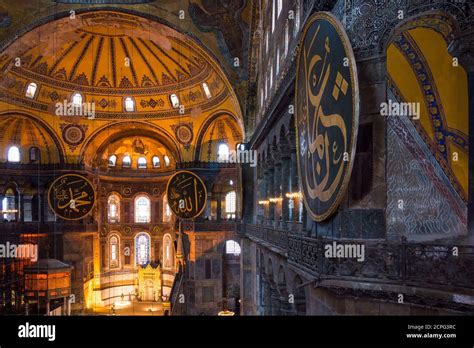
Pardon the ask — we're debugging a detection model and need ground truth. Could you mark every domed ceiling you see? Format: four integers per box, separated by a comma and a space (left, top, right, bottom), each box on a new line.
0, 11, 239, 120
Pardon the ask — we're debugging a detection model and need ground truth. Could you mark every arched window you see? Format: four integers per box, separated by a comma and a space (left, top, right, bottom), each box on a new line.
108, 194, 120, 223
72, 92, 83, 106
163, 234, 174, 269
202, 83, 212, 99
135, 195, 150, 223
272, 0, 276, 32
170, 94, 180, 108
270, 65, 273, 88
138, 157, 147, 169
29, 147, 40, 162
135, 233, 150, 266
7, 146, 20, 163
294, 0, 301, 36
124, 97, 135, 112
164, 155, 170, 167
225, 191, 236, 219
163, 195, 172, 222
276, 49, 280, 75
217, 143, 229, 162
2, 188, 16, 221
110, 235, 119, 268
225, 240, 241, 256
25, 82, 37, 99
152, 156, 160, 168
122, 155, 131, 168
108, 155, 117, 167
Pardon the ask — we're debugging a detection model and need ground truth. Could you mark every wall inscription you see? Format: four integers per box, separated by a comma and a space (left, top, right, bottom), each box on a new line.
295, 12, 359, 221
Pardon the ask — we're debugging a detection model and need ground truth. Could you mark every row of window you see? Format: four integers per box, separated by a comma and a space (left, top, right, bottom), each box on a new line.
24, 82, 213, 111
107, 194, 169, 224
6, 143, 241, 165
261, 0, 301, 109
5, 146, 40, 163
109, 233, 240, 269
109, 233, 174, 267
108, 154, 171, 169
107, 191, 237, 223
1, 189, 237, 222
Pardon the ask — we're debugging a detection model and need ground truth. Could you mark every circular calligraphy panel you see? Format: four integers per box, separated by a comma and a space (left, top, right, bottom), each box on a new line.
48, 174, 96, 220
166, 170, 207, 219
295, 12, 359, 221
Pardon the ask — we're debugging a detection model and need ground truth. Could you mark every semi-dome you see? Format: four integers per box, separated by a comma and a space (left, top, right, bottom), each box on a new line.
0, 115, 62, 164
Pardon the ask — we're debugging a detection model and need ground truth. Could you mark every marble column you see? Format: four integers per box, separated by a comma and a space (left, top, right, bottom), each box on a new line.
449, 30, 474, 236
281, 142, 291, 225
267, 167, 275, 222
18, 193, 24, 222
273, 159, 282, 225
240, 238, 257, 315
216, 192, 222, 221
289, 133, 299, 225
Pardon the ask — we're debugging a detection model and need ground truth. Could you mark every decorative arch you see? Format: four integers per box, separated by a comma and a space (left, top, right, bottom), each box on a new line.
135, 232, 151, 266
385, 11, 468, 202
109, 233, 120, 269
80, 121, 182, 166
381, 11, 460, 54
194, 111, 244, 162
107, 193, 121, 223
0, 112, 65, 164
134, 194, 151, 223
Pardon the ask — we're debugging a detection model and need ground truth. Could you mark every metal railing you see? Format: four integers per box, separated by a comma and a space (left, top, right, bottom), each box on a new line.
177, 221, 238, 232
242, 224, 474, 291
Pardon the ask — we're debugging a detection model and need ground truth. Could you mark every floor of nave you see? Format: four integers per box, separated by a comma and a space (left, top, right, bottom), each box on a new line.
90, 301, 164, 316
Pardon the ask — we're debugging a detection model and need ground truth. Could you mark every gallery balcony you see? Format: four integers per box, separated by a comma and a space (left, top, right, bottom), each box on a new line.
178, 220, 238, 233
241, 223, 474, 311
0, 221, 98, 235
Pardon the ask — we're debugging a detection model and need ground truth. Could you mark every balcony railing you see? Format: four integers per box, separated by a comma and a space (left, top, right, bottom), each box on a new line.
244, 224, 288, 253
242, 224, 474, 292
0, 221, 98, 234
178, 221, 238, 232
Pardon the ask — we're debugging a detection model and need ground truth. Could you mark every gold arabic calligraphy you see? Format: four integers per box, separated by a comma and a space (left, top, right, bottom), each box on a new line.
302, 25, 347, 202
49, 175, 94, 219
167, 172, 206, 219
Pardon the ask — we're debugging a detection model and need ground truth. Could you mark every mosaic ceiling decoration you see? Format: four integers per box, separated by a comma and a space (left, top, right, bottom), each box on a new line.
387, 20, 468, 202
0, 1, 252, 104
0, 10, 239, 120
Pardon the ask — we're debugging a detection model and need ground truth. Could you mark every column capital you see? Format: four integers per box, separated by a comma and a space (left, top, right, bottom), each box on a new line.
449, 29, 474, 73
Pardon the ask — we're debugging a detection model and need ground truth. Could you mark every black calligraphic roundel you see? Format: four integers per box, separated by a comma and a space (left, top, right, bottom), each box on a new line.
295, 12, 359, 221
166, 170, 207, 219
48, 174, 96, 220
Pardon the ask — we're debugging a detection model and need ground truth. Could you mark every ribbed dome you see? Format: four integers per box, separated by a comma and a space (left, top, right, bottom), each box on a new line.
0, 11, 233, 119
0, 115, 61, 164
